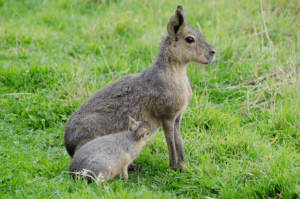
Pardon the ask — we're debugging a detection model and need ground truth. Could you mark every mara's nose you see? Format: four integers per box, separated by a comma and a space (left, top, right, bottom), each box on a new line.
210, 50, 215, 56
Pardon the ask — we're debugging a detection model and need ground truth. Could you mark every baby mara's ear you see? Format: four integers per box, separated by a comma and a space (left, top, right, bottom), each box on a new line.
128, 116, 139, 132
137, 128, 150, 140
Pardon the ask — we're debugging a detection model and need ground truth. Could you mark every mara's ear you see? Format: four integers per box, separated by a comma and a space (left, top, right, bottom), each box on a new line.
137, 128, 149, 140
128, 116, 139, 132
167, 5, 187, 37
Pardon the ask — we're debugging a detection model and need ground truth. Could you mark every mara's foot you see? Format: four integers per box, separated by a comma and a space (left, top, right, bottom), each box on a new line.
177, 162, 185, 173
127, 163, 142, 173
169, 164, 184, 173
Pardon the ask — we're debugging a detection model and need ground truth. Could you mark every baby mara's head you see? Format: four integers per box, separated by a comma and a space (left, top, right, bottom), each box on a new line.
128, 116, 151, 141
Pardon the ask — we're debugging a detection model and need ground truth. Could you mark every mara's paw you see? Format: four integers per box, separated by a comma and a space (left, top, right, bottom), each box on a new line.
178, 165, 185, 173
177, 162, 185, 173
169, 165, 178, 172
169, 164, 184, 172
127, 163, 142, 173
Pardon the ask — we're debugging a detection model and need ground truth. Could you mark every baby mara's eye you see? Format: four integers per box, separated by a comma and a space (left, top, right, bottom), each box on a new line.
185, 36, 195, 43
146, 132, 149, 135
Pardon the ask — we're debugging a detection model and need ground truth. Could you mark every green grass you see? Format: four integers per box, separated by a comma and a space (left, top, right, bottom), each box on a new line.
1, 0, 300, 198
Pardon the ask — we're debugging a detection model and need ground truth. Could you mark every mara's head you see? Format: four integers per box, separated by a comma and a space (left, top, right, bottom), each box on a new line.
163, 5, 215, 65
128, 116, 151, 141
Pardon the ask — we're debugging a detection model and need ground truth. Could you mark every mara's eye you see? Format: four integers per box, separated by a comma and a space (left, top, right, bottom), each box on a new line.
185, 37, 195, 43
146, 132, 149, 135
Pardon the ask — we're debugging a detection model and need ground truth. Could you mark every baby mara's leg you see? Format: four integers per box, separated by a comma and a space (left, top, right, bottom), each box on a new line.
120, 153, 132, 184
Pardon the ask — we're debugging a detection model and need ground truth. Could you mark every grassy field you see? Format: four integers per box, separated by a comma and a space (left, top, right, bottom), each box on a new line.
1, 0, 300, 198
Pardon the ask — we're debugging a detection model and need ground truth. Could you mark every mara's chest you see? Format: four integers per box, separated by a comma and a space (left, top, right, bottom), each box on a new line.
154, 70, 192, 117
168, 75, 192, 109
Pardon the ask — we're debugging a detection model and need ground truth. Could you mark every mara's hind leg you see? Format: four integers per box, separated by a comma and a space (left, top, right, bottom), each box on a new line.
73, 138, 94, 155
64, 114, 101, 157
94, 167, 114, 183
105, 167, 113, 180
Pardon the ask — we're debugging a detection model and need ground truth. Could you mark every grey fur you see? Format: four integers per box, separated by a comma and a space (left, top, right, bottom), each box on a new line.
64, 5, 215, 171
69, 117, 151, 183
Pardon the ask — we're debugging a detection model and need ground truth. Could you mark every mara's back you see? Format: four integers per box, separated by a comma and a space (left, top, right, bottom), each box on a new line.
64, 66, 165, 157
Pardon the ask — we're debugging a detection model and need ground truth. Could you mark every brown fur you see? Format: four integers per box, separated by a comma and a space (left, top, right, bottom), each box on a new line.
69, 117, 151, 183
64, 5, 215, 171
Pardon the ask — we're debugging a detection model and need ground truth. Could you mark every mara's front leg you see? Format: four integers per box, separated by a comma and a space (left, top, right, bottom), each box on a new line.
121, 153, 131, 184
174, 113, 185, 172
162, 119, 177, 171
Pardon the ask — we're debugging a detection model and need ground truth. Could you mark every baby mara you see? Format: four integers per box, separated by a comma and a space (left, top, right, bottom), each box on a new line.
69, 116, 151, 183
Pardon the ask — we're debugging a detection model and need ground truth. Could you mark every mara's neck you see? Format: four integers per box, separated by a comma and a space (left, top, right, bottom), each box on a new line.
155, 35, 187, 72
